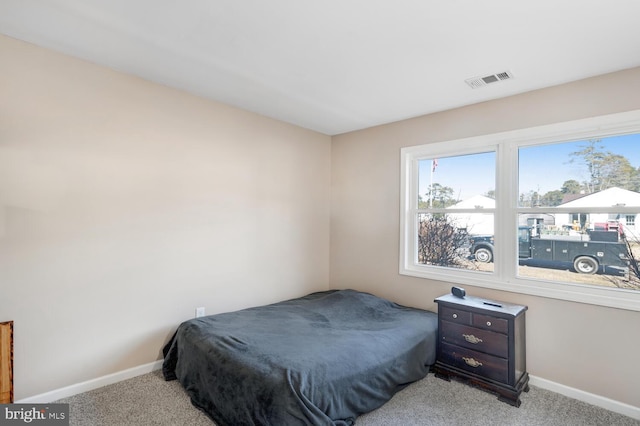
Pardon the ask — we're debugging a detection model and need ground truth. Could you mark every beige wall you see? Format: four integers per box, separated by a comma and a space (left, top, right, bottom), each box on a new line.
0, 35, 331, 400
330, 67, 640, 408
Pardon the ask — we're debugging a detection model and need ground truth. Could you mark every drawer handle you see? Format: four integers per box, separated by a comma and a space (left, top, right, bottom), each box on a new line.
486, 321, 492, 327
452, 313, 458, 319
462, 357, 483, 368
463, 334, 483, 344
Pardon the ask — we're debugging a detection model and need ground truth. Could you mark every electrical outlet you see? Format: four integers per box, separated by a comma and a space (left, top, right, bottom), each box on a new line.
195, 307, 205, 318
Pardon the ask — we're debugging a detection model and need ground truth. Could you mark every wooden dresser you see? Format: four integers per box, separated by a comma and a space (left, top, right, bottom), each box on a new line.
433, 294, 528, 407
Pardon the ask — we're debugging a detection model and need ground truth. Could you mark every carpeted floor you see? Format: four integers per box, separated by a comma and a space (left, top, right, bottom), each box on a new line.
55, 370, 639, 425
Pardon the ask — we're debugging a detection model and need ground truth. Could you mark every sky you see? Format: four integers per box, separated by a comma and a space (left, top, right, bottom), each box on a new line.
419, 151, 495, 201
418, 133, 640, 201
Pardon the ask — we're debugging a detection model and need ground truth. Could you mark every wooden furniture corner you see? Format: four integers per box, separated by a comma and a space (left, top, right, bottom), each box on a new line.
0, 321, 13, 404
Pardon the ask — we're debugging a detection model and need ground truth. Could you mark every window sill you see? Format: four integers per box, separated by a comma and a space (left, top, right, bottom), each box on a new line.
400, 265, 640, 312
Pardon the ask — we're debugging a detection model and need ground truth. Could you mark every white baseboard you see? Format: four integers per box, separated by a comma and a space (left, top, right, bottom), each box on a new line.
15, 365, 639, 421
16, 360, 163, 404
529, 375, 640, 421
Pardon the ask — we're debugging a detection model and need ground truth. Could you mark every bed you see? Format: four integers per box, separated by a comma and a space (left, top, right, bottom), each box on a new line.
162, 289, 438, 425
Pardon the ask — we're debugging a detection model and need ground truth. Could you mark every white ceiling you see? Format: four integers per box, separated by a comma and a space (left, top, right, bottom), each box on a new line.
2, 1, 640, 135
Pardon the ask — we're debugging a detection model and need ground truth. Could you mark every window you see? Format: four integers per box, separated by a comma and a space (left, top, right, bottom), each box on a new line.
414, 152, 495, 272
517, 139, 639, 287
400, 110, 640, 311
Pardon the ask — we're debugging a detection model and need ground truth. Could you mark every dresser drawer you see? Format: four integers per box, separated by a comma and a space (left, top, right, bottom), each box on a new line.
439, 305, 471, 325
439, 342, 508, 384
472, 313, 508, 334
440, 321, 508, 358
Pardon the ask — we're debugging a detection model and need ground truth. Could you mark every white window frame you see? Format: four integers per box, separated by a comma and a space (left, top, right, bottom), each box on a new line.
400, 109, 640, 312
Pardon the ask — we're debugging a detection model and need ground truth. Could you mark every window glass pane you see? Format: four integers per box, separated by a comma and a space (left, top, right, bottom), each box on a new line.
415, 152, 495, 274
516, 213, 639, 290
519, 135, 640, 208
418, 152, 495, 208
518, 135, 640, 291
418, 213, 494, 273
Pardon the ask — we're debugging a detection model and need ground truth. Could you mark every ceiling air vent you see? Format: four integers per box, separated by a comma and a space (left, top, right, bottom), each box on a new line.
465, 70, 514, 89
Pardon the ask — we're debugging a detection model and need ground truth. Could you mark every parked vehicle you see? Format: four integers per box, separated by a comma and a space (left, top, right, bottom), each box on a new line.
469, 226, 629, 274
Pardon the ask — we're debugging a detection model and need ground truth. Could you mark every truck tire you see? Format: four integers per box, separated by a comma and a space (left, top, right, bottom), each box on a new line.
474, 247, 493, 263
573, 256, 598, 274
